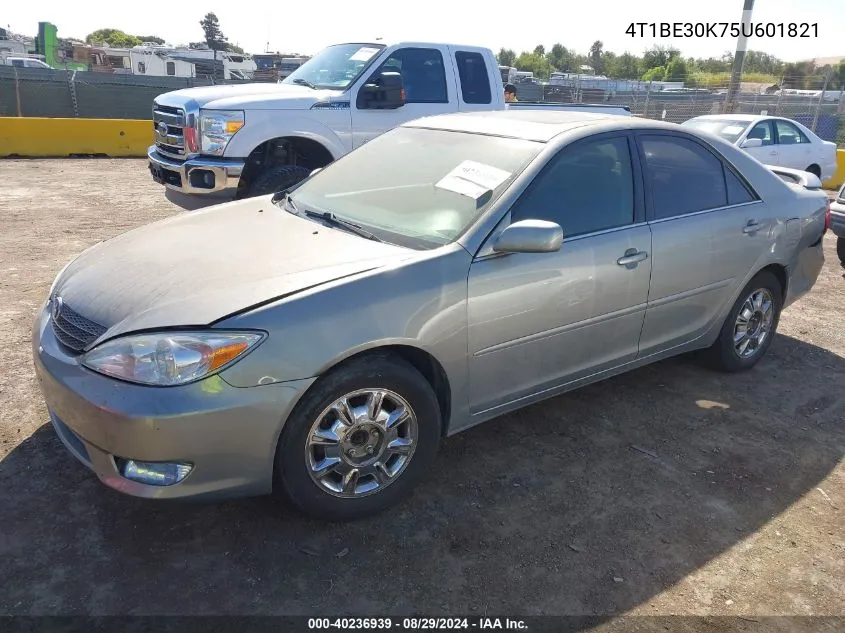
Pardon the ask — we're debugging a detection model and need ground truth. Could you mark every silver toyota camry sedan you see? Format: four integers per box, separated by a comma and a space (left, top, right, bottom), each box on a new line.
33, 110, 829, 520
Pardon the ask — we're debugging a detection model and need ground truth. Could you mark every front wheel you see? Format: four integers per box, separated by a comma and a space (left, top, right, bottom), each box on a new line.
837, 237, 845, 265
275, 354, 442, 521
704, 271, 783, 373
244, 164, 312, 198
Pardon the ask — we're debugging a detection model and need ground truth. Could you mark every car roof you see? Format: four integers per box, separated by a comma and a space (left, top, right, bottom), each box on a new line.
402, 110, 681, 143
688, 114, 767, 123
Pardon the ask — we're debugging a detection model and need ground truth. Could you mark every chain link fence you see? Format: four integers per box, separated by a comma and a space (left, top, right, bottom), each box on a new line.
3, 66, 844, 145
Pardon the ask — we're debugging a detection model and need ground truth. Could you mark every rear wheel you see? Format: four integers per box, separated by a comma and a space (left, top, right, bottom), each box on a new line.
244, 164, 312, 198
275, 354, 442, 521
704, 271, 783, 373
805, 164, 821, 179
837, 237, 845, 265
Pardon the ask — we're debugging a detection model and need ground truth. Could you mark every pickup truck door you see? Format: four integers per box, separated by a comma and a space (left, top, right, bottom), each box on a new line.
351, 45, 456, 149
446, 46, 502, 112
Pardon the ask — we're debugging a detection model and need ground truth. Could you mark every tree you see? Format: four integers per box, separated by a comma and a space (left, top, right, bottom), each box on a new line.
514, 51, 551, 79
136, 35, 165, 45
85, 29, 141, 48
227, 43, 245, 54
606, 52, 641, 79
497, 48, 516, 67
641, 45, 679, 71
588, 40, 604, 75
546, 43, 571, 71
834, 60, 845, 90
199, 12, 228, 51
664, 57, 688, 82
642, 66, 666, 81
533, 44, 545, 56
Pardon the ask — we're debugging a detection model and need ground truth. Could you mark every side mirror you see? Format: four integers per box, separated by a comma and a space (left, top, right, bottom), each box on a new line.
492, 219, 563, 254
357, 71, 405, 110
740, 138, 763, 148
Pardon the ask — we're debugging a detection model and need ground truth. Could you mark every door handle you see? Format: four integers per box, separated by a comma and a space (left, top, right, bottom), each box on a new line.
616, 249, 648, 267
743, 219, 760, 234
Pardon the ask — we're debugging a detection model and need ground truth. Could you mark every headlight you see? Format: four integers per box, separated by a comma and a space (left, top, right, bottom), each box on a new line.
199, 110, 245, 156
81, 331, 265, 386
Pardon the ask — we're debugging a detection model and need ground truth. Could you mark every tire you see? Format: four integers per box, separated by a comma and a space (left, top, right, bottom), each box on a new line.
703, 270, 783, 373
244, 164, 312, 198
275, 353, 442, 521
837, 237, 845, 266
805, 164, 821, 179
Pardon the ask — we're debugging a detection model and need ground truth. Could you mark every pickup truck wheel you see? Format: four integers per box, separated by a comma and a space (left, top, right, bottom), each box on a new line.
246, 164, 312, 198
274, 354, 442, 521
837, 237, 845, 265
704, 271, 782, 373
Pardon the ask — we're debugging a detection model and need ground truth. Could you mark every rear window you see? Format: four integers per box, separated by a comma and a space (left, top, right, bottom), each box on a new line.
455, 51, 492, 105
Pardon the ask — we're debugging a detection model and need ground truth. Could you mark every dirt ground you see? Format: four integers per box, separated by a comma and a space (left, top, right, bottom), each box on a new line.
0, 159, 843, 620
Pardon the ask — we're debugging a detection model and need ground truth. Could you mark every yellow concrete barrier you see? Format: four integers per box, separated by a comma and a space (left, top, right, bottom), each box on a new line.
0, 117, 152, 157
822, 148, 845, 190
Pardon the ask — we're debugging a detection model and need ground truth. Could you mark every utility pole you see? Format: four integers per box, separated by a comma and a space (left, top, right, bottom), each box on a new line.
725, 0, 755, 114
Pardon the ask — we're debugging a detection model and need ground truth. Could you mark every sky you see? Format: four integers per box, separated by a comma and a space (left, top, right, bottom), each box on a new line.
5, 0, 845, 62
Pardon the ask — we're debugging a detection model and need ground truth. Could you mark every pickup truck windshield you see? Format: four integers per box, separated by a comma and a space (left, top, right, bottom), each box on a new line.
282, 43, 386, 90
288, 127, 543, 250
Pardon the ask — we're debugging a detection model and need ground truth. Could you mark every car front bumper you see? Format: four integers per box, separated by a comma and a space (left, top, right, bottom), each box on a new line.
32, 301, 314, 501
830, 199, 845, 239
147, 146, 245, 197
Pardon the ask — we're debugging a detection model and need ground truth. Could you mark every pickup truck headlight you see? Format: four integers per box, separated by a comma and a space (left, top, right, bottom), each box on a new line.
199, 110, 245, 156
81, 331, 265, 386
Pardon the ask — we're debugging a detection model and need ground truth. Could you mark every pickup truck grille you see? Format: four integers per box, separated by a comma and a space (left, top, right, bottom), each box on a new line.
153, 103, 188, 158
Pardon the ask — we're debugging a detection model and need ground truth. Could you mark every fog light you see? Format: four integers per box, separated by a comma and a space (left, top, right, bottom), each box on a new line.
121, 460, 193, 486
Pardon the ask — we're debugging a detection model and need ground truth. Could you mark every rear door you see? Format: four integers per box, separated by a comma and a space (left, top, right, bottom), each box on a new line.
351, 45, 455, 149
447, 47, 500, 112
635, 131, 768, 356
772, 118, 815, 172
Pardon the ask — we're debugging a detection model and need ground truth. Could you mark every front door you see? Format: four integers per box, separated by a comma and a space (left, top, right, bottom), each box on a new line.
741, 120, 779, 166
467, 133, 652, 415
351, 46, 455, 149
771, 118, 815, 171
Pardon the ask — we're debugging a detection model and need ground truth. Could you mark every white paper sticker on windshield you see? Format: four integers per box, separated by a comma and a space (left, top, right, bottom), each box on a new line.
435, 175, 491, 200
349, 47, 381, 62
444, 160, 511, 191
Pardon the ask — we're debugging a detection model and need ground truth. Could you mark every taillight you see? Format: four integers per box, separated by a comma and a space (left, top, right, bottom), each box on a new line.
824, 200, 831, 234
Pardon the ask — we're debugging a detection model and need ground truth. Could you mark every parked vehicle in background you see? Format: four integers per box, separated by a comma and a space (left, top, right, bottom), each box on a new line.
830, 182, 845, 264
4, 56, 52, 69
682, 114, 837, 182
37, 111, 826, 521
146, 40, 630, 200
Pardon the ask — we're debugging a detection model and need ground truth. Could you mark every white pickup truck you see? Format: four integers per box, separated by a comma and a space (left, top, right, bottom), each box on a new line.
147, 40, 631, 199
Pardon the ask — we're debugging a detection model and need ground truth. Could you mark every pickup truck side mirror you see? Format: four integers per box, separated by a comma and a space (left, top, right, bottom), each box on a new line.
492, 220, 563, 254
740, 137, 763, 148
357, 71, 405, 110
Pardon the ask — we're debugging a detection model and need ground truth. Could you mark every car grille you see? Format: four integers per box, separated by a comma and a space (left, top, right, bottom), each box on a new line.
51, 299, 107, 353
153, 103, 188, 158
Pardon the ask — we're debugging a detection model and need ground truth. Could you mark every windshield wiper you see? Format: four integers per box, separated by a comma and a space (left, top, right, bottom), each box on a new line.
302, 209, 384, 242
291, 78, 318, 90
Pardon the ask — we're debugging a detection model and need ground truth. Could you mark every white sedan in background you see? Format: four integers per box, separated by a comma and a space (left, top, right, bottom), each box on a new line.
682, 114, 837, 182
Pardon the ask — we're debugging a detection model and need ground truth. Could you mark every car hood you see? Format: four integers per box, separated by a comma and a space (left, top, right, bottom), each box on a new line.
52, 198, 412, 345
155, 82, 345, 111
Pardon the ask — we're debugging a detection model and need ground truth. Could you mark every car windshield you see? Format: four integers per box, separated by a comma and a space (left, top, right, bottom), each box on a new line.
682, 119, 751, 143
281, 43, 385, 90
286, 127, 543, 250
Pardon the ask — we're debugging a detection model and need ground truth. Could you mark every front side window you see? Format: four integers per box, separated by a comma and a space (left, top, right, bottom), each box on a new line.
288, 127, 542, 249
282, 43, 385, 90
746, 121, 774, 146
166, 61, 175, 76
640, 135, 728, 220
511, 136, 635, 237
368, 47, 448, 104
